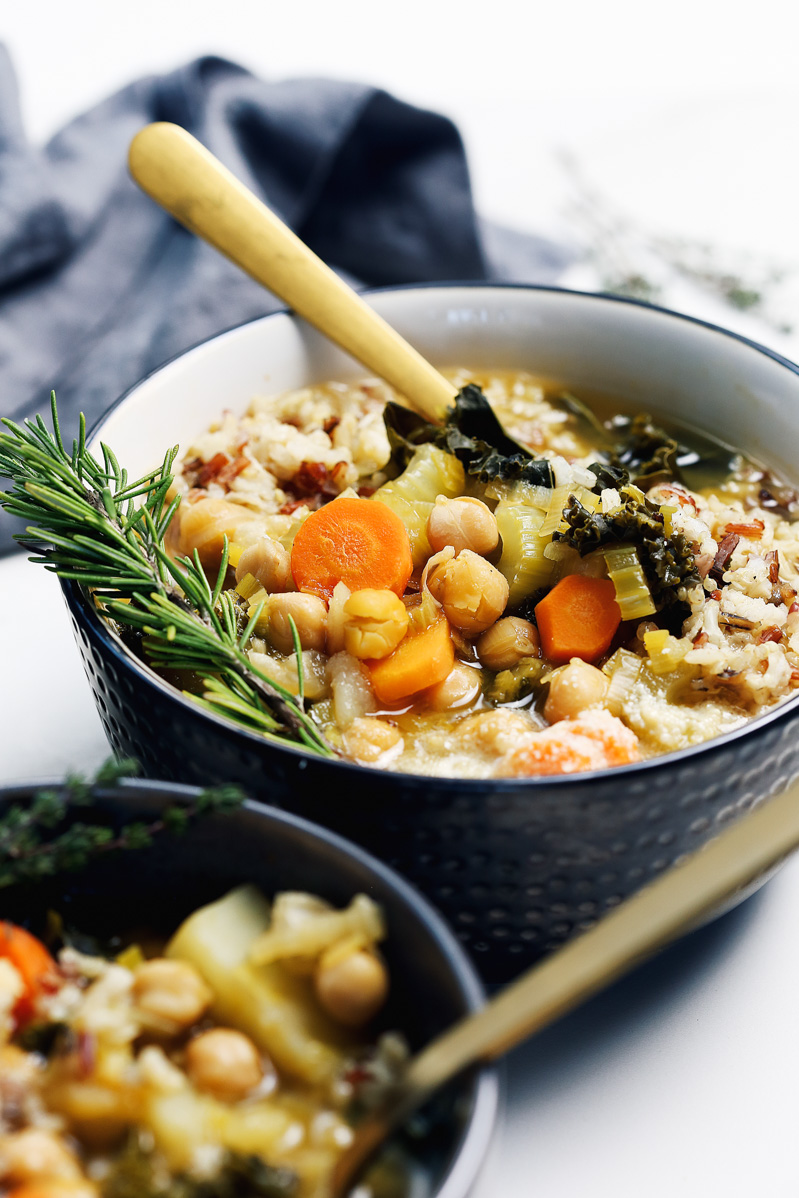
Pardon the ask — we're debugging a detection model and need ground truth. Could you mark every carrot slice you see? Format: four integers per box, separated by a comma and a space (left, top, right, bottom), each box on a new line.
535, 574, 622, 665
368, 616, 455, 705
0, 921, 59, 1024
291, 498, 413, 601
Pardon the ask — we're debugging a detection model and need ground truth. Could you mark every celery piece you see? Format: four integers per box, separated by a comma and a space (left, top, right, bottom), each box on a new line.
604, 545, 657, 619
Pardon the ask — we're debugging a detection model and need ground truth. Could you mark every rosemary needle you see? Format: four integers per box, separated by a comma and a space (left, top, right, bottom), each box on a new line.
0, 394, 335, 759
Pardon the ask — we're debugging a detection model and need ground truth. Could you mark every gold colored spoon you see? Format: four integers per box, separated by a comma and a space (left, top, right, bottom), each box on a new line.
331, 771, 799, 1195
128, 121, 456, 425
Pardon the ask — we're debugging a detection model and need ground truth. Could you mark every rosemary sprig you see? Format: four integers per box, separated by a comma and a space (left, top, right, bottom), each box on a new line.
0, 760, 246, 889
0, 395, 334, 758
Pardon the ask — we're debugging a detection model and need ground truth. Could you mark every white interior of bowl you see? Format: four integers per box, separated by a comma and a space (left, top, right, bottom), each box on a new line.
92, 286, 799, 485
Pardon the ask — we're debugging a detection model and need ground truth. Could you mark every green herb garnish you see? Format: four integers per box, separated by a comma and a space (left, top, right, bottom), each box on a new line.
0, 395, 334, 758
0, 759, 246, 889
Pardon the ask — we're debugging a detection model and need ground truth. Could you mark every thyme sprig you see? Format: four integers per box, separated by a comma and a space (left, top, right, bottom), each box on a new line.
0, 395, 333, 757
0, 760, 246, 889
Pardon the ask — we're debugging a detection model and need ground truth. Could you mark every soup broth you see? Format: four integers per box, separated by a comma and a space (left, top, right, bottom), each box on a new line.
161, 370, 799, 778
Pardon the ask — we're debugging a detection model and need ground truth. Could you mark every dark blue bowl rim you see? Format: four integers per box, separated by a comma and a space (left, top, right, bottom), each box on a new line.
71, 281, 799, 789
0, 776, 500, 1198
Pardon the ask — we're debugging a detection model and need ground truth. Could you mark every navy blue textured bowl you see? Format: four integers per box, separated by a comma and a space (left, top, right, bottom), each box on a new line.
0, 779, 498, 1198
61, 285, 799, 984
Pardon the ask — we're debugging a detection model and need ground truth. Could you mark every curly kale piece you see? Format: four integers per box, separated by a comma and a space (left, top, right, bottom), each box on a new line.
554, 493, 700, 619
383, 384, 555, 487
607, 413, 683, 489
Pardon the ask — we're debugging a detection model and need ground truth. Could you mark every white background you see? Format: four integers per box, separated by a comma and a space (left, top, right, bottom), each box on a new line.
3, 3, 799, 1195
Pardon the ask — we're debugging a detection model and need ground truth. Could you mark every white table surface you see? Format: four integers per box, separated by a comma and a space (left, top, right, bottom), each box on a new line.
4, 6, 799, 1194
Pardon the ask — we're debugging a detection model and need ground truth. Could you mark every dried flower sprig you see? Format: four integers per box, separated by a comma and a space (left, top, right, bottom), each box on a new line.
0, 395, 334, 758
0, 759, 246, 889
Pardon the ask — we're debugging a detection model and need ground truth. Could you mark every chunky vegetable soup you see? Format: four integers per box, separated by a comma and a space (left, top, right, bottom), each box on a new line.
163, 370, 799, 777
0, 887, 403, 1198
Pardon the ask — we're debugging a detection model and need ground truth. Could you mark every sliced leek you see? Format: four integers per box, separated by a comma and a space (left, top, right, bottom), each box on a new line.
373, 489, 434, 567
603, 648, 643, 715
604, 545, 657, 619
375, 443, 465, 505
495, 502, 554, 605
372, 444, 465, 567
538, 483, 574, 537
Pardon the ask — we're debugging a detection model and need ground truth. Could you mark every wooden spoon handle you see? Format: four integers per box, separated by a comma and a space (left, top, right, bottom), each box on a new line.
128, 122, 456, 424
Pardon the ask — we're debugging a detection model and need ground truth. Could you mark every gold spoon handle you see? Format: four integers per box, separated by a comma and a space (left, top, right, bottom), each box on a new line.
128, 122, 456, 424
334, 770, 799, 1194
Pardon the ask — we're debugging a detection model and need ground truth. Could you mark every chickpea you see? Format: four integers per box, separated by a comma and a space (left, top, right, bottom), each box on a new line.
342, 717, 403, 764
477, 617, 540, 672
185, 1028, 263, 1102
427, 550, 509, 636
424, 663, 481, 711
267, 592, 327, 654
314, 949, 389, 1026
235, 538, 293, 593
427, 497, 499, 557
544, 658, 609, 724
167, 497, 257, 569
132, 959, 211, 1032
342, 589, 410, 660
0, 1129, 82, 1184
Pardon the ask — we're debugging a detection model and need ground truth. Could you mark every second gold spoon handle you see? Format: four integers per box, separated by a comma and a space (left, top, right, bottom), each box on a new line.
333, 773, 799, 1195
128, 122, 457, 424
409, 770, 799, 1094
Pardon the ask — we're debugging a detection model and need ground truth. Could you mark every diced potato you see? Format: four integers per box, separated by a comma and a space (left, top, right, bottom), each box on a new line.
250, 894, 385, 968
146, 1089, 294, 1171
166, 887, 351, 1084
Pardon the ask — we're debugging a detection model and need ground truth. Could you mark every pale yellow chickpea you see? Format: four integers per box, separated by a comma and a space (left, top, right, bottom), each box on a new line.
476, 617, 540, 672
342, 589, 410, 660
427, 496, 499, 557
342, 717, 403, 764
314, 949, 389, 1026
267, 592, 327, 654
166, 497, 258, 569
544, 658, 610, 723
235, 537, 293, 593
132, 959, 211, 1032
0, 1130, 82, 1185
428, 550, 509, 636
424, 663, 481, 711
185, 1028, 264, 1102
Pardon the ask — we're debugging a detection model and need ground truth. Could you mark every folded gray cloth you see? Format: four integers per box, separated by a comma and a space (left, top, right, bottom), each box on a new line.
0, 47, 571, 553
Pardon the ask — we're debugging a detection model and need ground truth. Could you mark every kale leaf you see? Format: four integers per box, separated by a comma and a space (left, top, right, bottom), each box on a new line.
607, 413, 683, 489
383, 384, 555, 486
554, 492, 700, 622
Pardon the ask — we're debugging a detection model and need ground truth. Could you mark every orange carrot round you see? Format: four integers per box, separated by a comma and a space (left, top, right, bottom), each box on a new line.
535, 574, 622, 665
291, 498, 413, 601
368, 615, 455, 705
0, 921, 59, 1025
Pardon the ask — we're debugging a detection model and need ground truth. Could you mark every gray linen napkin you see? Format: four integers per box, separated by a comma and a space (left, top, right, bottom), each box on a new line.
0, 47, 571, 553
